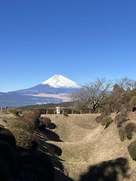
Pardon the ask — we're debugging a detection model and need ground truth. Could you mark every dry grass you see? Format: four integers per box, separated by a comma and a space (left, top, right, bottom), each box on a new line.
1, 112, 136, 180
47, 113, 136, 180
0, 112, 34, 148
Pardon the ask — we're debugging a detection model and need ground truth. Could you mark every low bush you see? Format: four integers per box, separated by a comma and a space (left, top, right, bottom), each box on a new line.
22, 110, 41, 122
63, 113, 69, 117
22, 109, 42, 129
128, 141, 136, 160
9, 109, 19, 116
129, 96, 136, 111
7, 119, 34, 148
115, 111, 128, 128
96, 113, 113, 128
118, 127, 126, 142
125, 123, 136, 140
101, 116, 113, 129
95, 112, 109, 123
95, 114, 103, 123
39, 117, 51, 129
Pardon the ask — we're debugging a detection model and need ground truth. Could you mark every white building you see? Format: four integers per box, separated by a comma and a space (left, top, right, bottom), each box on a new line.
56, 106, 61, 114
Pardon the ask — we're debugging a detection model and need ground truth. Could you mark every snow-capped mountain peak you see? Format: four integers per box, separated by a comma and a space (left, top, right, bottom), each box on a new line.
42, 74, 80, 88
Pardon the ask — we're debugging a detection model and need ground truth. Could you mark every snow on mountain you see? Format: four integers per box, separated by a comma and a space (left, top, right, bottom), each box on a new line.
0, 75, 81, 107
42, 74, 81, 88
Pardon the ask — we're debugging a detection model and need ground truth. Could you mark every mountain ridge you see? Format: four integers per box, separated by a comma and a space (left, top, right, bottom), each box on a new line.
42, 74, 81, 88
0, 75, 81, 107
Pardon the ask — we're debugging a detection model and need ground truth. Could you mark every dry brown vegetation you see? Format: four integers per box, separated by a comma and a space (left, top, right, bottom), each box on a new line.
0, 112, 34, 148
72, 78, 136, 114
45, 113, 136, 180
2, 111, 136, 180
3, 78, 136, 180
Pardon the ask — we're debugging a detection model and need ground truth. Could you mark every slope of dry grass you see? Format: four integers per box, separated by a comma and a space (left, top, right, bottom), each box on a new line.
1, 112, 136, 180
47, 113, 136, 180
0, 112, 34, 148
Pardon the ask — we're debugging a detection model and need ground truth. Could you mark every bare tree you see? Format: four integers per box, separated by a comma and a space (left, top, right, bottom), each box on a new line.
72, 79, 111, 113
118, 77, 136, 91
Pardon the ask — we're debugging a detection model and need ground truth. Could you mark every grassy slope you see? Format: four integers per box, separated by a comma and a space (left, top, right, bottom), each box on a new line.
47, 113, 136, 180
1, 112, 136, 180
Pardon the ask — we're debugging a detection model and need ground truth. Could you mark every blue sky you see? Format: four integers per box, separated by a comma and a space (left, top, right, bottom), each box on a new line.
0, 0, 136, 91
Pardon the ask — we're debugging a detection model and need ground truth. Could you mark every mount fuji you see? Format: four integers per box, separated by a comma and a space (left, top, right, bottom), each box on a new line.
0, 75, 81, 107
42, 74, 80, 88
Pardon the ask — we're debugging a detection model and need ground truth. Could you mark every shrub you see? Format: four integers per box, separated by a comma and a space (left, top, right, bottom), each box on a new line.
12, 128, 33, 148
115, 111, 128, 128
100, 96, 114, 114
129, 96, 136, 111
118, 128, 126, 142
22, 110, 41, 122
101, 116, 113, 129
95, 114, 103, 123
96, 113, 113, 128
128, 141, 136, 160
7, 119, 34, 148
125, 123, 136, 140
63, 113, 69, 117
39, 117, 51, 129
22, 109, 42, 129
120, 107, 128, 116
9, 109, 19, 116
95, 112, 109, 123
